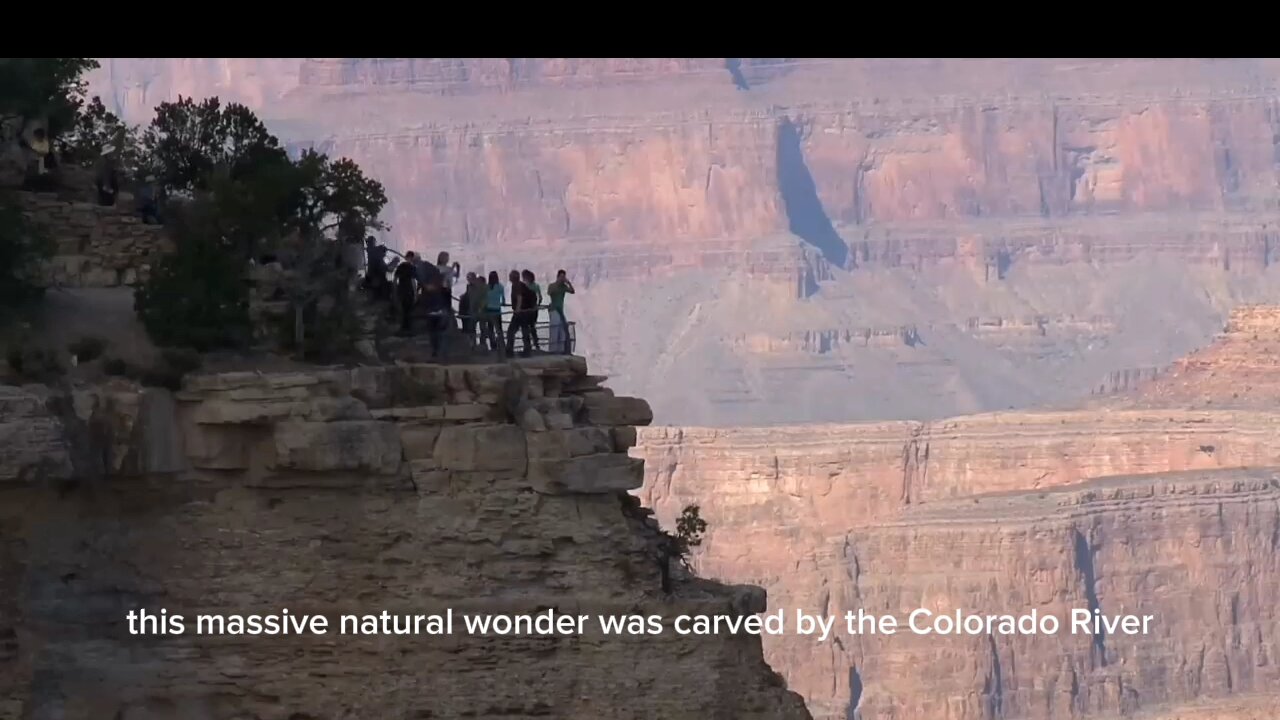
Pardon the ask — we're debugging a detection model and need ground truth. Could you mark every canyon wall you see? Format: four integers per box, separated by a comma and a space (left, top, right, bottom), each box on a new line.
87, 59, 1280, 280
82, 59, 1280, 426
634, 305, 1280, 719
0, 357, 809, 719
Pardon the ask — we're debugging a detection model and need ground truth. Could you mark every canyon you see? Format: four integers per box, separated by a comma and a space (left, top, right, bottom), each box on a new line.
635, 304, 1280, 719
86, 58, 1280, 426
67, 58, 1280, 719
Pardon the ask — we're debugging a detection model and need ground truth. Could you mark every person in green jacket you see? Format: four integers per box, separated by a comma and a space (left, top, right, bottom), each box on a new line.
547, 269, 575, 354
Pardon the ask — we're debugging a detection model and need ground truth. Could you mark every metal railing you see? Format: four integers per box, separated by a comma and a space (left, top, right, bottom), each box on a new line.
360, 260, 579, 357
463, 311, 577, 357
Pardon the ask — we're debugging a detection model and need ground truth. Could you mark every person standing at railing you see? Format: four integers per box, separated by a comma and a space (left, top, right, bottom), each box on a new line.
421, 275, 451, 359
483, 271, 506, 357
462, 272, 488, 347
548, 269, 575, 354
436, 251, 460, 326
521, 270, 543, 351
506, 270, 537, 358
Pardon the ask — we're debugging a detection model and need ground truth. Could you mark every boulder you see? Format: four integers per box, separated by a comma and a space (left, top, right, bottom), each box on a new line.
581, 394, 653, 427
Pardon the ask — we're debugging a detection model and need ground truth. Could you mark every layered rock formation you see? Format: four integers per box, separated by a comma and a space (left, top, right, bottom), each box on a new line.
1101, 305, 1280, 409
837, 470, 1280, 720
635, 305, 1280, 719
0, 356, 809, 719
87, 58, 1280, 275
83, 59, 1280, 425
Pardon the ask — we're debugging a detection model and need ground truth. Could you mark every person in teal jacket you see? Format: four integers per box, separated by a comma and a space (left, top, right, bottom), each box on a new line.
482, 271, 505, 355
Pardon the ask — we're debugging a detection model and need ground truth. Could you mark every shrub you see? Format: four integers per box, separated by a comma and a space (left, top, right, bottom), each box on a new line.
0, 191, 53, 310
142, 95, 287, 197
134, 199, 251, 352
673, 504, 708, 558
67, 336, 106, 363
129, 97, 388, 357
59, 95, 143, 178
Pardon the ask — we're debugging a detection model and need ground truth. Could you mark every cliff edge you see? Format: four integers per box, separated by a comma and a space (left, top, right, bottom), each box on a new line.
0, 355, 810, 719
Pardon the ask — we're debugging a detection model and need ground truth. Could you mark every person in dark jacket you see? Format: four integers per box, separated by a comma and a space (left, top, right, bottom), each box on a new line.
136, 175, 160, 224
394, 252, 419, 335
462, 272, 489, 348
521, 269, 543, 351
505, 269, 537, 357
421, 275, 450, 359
363, 236, 388, 297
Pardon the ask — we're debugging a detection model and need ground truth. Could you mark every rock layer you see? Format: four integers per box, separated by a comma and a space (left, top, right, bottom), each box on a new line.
0, 357, 809, 720
634, 306, 1280, 719
1102, 305, 1280, 409
88, 58, 1280, 277
84, 59, 1280, 426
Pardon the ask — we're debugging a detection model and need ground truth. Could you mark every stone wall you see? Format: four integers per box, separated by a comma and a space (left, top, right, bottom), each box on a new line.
20, 191, 171, 288
0, 356, 810, 719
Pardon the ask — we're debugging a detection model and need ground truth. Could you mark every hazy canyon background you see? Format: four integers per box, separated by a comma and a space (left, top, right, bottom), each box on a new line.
88, 57, 1280, 426
86, 59, 1280, 720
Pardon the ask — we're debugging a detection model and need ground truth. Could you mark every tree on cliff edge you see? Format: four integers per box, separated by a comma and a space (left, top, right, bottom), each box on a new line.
0, 58, 98, 134
142, 96, 287, 196
134, 101, 388, 357
276, 149, 388, 357
134, 196, 251, 350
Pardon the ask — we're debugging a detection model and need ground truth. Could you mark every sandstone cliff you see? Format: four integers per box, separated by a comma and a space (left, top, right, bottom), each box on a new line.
634, 305, 1280, 719
1099, 305, 1280, 409
0, 356, 810, 719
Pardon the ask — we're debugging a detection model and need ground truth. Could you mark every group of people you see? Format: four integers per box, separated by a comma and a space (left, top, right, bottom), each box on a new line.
16, 127, 161, 223
364, 240, 576, 360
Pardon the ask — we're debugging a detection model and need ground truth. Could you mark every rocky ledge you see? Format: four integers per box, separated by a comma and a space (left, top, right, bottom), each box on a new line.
0, 355, 810, 719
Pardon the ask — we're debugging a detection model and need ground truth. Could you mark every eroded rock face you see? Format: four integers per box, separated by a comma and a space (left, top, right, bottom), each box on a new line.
1101, 305, 1280, 409
837, 471, 1280, 720
0, 357, 810, 720
637, 418, 1280, 718
634, 306, 1280, 719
